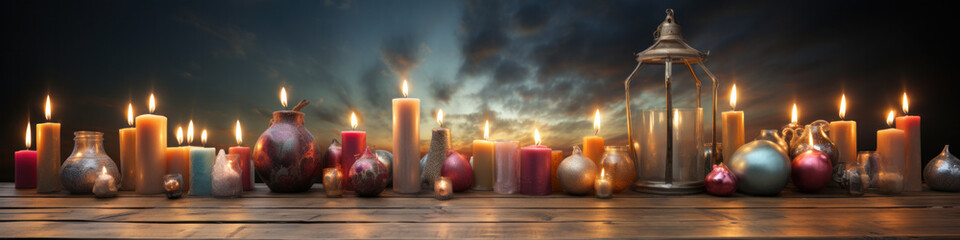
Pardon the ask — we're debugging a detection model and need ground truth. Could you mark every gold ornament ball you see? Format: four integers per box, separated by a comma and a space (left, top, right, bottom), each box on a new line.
557, 148, 598, 195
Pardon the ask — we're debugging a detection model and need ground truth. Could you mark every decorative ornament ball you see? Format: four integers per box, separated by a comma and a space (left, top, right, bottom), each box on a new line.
253, 111, 321, 193
705, 163, 738, 196
441, 150, 474, 192
349, 147, 389, 197
728, 140, 791, 196
924, 145, 960, 192
375, 150, 394, 185
163, 174, 184, 199
557, 147, 598, 195
791, 149, 833, 192
323, 139, 342, 171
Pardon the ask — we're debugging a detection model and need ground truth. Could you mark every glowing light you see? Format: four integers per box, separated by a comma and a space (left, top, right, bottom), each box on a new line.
839, 94, 847, 120
730, 84, 737, 110
201, 129, 208, 146
902, 92, 909, 114
350, 112, 358, 130
593, 109, 601, 135
176, 126, 184, 145
280, 87, 288, 108
886, 110, 895, 127
235, 120, 243, 145
437, 109, 444, 127
483, 120, 490, 140
148, 94, 156, 113
791, 104, 798, 125
127, 103, 134, 126
25, 121, 31, 149
402, 80, 409, 98
44, 95, 51, 121
534, 128, 542, 146
187, 120, 195, 144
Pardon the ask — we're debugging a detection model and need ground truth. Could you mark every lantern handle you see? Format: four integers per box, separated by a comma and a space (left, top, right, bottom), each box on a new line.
624, 61, 644, 164
696, 62, 721, 165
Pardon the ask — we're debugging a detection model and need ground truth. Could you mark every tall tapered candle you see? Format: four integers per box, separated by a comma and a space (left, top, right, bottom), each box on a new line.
340, 112, 366, 190
829, 94, 856, 167
393, 80, 421, 194
583, 109, 604, 166
229, 120, 253, 191
520, 128, 552, 196
15, 121, 37, 189
166, 125, 191, 192
472, 120, 495, 190
878, 111, 905, 194
190, 129, 215, 195
895, 93, 921, 191
135, 94, 167, 194
36, 95, 61, 193
494, 140, 520, 194
424, 109, 451, 185
119, 103, 137, 191
722, 84, 744, 161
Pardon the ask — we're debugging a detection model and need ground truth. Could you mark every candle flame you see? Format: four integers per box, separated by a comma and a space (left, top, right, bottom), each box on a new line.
902, 92, 909, 114
483, 120, 490, 140
534, 128, 541, 145
176, 126, 184, 145
187, 120, 195, 144
280, 87, 288, 108
886, 110, 895, 127
201, 129, 208, 146
839, 94, 847, 120
437, 109, 444, 127
730, 84, 737, 110
127, 103, 134, 126
44, 95, 51, 121
593, 109, 601, 134
402, 80, 409, 98
791, 104, 798, 124
350, 112, 358, 129
25, 121, 31, 149
101, 166, 107, 175
149, 94, 156, 113
235, 120, 242, 145
600, 168, 605, 178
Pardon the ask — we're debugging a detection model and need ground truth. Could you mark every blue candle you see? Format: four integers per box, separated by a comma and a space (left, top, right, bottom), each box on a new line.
189, 147, 216, 195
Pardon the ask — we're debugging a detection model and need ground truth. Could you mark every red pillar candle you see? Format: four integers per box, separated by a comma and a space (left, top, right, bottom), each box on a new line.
230, 120, 253, 191
15, 122, 37, 189
340, 112, 366, 190
520, 129, 552, 195
895, 93, 921, 191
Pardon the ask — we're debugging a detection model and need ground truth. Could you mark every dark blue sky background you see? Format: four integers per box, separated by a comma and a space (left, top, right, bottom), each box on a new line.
2, 0, 957, 181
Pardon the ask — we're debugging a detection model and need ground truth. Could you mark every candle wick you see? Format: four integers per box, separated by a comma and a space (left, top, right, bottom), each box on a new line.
595, 128, 599, 136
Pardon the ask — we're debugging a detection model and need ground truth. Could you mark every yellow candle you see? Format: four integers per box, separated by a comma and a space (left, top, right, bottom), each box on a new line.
472, 121, 495, 190
119, 103, 137, 191
829, 94, 856, 166
135, 94, 168, 194
582, 109, 605, 166
36, 95, 61, 193
721, 84, 744, 161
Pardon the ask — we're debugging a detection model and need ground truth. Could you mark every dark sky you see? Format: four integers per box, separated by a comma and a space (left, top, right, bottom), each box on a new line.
2, 0, 958, 181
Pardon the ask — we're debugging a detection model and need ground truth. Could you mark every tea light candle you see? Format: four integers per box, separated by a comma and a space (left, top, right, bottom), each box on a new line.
583, 109, 605, 166
895, 93, 921, 192
393, 80, 422, 194
37, 95, 61, 193
340, 112, 366, 190
135, 94, 168, 194
119, 103, 137, 191
93, 167, 118, 198
520, 128, 552, 196
322, 168, 343, 197
595, 169, 612, 199
877, 111, 905, 195
829, 95, 856, 168
435, 176, 453, 200
472, 120, 495, 191
15, 122, 37, 189
229, 120, 253, 191
721, 84, 744, 161
189, 129, 215, 196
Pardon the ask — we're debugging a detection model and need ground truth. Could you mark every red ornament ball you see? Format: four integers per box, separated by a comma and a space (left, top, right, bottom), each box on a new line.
349, 147, 389, 197
791, 149, 833, 192
441, 150, 474, 192
705, 163, 738, 196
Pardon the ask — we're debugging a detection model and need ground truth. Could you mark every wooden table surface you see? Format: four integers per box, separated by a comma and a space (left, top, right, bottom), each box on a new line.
1, 182, 959, 239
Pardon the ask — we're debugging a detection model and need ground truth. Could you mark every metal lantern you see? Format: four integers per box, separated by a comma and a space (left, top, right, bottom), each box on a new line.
624, 9, 720, 194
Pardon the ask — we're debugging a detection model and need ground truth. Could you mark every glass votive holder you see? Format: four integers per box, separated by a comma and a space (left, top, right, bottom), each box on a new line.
844, 165, 868, 197
92, 167, 118, 198
163, 174, 184, 199
435, 177, 453, 200
595, 170, 612, 199
323, 168, 343, 197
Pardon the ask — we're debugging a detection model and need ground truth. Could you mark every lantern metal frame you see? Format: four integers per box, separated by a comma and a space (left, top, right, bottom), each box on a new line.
625, 9, 720, 194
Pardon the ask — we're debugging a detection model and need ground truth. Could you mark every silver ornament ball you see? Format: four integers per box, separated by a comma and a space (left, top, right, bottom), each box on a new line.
728, 140, 791, 196
375, 150, 394, 185
924, 145, 960, 192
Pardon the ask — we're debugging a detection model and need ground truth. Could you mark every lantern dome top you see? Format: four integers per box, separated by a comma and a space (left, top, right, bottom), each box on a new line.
636, 9, 707, 65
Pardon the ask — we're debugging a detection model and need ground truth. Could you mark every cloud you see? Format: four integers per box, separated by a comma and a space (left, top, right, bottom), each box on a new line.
380, 34, 422, 78
511, 3, 551, 35
175, 12, 257, 59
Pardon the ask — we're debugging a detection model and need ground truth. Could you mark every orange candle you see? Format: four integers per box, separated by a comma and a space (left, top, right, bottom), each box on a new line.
829, 94, 856, 167
136, 94, 168, 194
472, 120, 495, 191
582, 109, 604, 166
721, 84, 744, 161
36, 95, 61, 193
119, 103, 137, 191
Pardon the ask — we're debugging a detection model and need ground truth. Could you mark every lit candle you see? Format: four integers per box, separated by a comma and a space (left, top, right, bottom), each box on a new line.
472, 120, 495, 191
595, 169, 612, 199
895, 93, 921, 192
229, 120, 253, 191
322, 168, 343, 197
340, 112, 367, 190
782, 103, 801, 146
550, 150, 563, 192
493, 140, 520, 194
36, 95, 61, 193
166, 123, 192, 193
15, 121, 37, 189
92, 167, 118, 198
393, 80, 421, 194
423, 109, 451, 185
721, 84, 744, 161
582, 109, 605, 166
829, 94, 857, 169
189, 129, 215, 196
435, 176, 453, 200
119, 103, 137, 191
135, 94, 168, 194
520, 128, 552, 195
877, 111, 905, 194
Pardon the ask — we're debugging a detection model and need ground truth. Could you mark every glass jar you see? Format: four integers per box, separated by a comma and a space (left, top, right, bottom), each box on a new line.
60, 131, 119, 194
600, 146, 635, 193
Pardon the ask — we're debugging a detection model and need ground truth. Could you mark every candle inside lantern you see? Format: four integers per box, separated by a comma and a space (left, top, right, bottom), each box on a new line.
135, 94, 168, 194
435, 176, 453, 200
424, 109, 451, 185
877, 111, 905, 194
472, 120, 495, 191
189, 129, 215, 196
93, 166, 118, 198
583, 109, 605, 167
392, 80, 421, 194
36, 95, 61, 193
119, 103, 137, 191
829, 94, 857, 170
494, 140, 520, 194
15, 121, 37, 189
323, 168, 343, 197
166, 124, 192, 193
721, 84, 744, 161
228, 120, 253, 191
595, 169, 612, 199
520, 128, 552, 196
895, 93, 921, 192
340, 112, 367, 190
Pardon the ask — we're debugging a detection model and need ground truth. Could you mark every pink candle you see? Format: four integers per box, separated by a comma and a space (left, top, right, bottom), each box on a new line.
519, 129, 552, 195
15, 123, 37, 189
231, 120, 253, 191
340, 112, 366, 190
895, 93, 921, 191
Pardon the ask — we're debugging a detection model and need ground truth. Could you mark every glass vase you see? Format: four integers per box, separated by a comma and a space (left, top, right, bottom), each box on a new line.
60, 131, 119, 194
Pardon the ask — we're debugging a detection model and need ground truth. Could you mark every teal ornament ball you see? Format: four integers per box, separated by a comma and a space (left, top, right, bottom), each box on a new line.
727, 140, 791, 196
